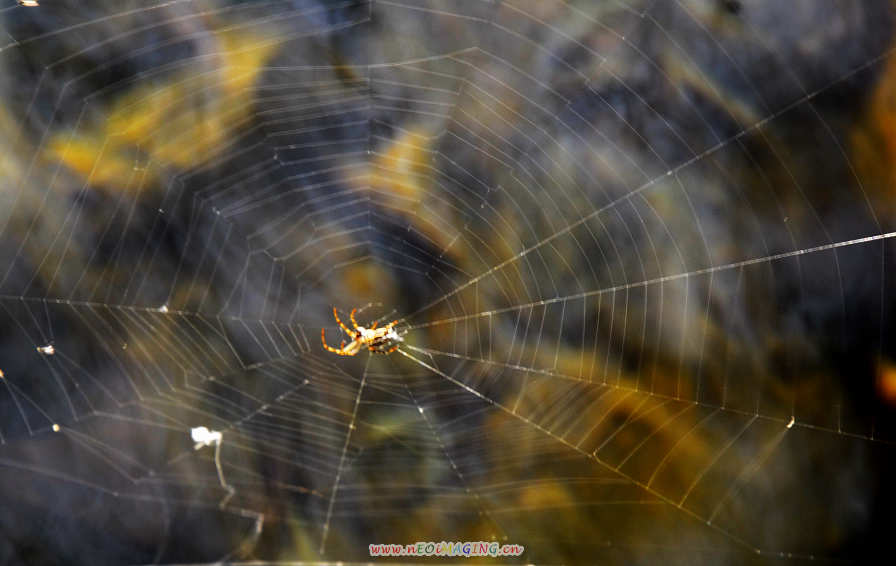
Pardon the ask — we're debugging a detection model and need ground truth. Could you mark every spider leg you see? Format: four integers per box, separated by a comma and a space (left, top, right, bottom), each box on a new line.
349, 308, 359, 330
322, 328, 359, 356
370, 321, 378, 330
354, 302, 382, 316
332, 307, 354, 337
368, 337, 399, 354
360, 305, 397, 329
321, 328, 342, 354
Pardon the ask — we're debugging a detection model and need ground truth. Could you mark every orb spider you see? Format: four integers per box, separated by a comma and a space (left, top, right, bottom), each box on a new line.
321, 306, 402, 356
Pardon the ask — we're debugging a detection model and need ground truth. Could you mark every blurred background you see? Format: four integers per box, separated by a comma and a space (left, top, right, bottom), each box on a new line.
1, 0, 896, 563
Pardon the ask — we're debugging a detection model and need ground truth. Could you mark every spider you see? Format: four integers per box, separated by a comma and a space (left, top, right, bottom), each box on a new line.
321, 306, 403, 356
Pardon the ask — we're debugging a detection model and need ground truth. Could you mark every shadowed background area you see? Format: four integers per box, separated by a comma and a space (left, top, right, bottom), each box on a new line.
1, 0, 896, 564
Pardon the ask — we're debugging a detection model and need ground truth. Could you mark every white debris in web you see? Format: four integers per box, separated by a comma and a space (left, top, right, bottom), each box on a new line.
36, 344, 55, 355
190, 426, 235, 508
191, 426, 222, 449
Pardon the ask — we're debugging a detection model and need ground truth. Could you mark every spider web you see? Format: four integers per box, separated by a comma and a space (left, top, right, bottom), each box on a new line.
0, 0, 895, 564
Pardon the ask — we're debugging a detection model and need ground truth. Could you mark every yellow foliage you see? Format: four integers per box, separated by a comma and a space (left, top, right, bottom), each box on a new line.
367, 127, 432, 202
46, 135, 136, 186
45, 28, 280, 190
342, 262, 398, 306
876, 358, 896, 406
516, 480, 576, 511
853, 45, 896, 209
